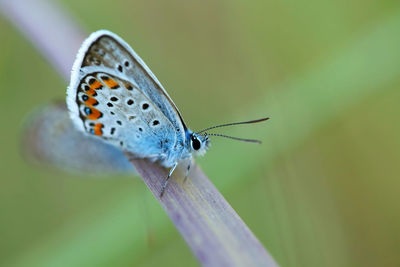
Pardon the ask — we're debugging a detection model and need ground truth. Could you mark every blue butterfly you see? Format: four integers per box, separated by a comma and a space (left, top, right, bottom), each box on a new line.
28, 30, 268, 196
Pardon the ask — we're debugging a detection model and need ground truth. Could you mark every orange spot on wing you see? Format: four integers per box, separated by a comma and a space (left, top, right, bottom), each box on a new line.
90, 80, 103, 90
93, 123, 104, 136
87, 108, 102, 120
85, 97, 98, 106
86, 88, 96, 96
103, 78, 119, 89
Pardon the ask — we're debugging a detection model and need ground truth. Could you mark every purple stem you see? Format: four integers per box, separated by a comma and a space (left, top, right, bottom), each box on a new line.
0, 0, 278, 265
0, 0, 85, 78
129, 157, 277, 266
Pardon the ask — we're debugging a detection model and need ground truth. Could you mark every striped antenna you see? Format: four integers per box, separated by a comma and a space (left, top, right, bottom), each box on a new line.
197, 117, 269, 134
205, 133, 262, 144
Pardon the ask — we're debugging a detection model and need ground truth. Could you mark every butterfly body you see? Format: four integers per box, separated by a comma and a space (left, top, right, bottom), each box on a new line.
67, 30, 209, 169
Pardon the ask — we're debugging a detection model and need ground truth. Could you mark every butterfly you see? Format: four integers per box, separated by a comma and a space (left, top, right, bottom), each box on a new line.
66, 30, 269, 196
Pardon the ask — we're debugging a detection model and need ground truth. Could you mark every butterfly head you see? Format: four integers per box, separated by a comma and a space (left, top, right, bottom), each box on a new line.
189, 132, 210, 156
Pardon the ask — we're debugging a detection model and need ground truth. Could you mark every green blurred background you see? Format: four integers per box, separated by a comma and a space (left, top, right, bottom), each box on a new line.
1, 0, 400, 266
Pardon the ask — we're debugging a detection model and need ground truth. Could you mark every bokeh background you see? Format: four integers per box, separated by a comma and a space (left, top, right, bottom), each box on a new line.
1, 0, 400, 266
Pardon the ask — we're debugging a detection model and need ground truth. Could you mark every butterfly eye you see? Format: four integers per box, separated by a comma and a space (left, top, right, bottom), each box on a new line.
191, 135, 201, 151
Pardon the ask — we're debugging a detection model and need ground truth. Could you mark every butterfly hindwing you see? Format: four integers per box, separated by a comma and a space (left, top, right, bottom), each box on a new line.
71, 70, 177, 159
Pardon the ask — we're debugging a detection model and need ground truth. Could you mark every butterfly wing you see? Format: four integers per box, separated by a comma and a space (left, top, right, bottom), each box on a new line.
68, 69, 177, 161
67, 30, 188, 164
23, 102, 135, 175
68, 30, 187, 141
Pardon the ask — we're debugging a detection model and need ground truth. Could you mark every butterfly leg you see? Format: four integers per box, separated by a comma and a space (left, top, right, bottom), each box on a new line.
183, 158, 193, 183
160, 162, 178, 197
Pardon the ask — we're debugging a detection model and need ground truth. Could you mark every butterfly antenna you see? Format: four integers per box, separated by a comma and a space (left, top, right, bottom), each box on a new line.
197, 117, 269, 134
205, 133, 262, 144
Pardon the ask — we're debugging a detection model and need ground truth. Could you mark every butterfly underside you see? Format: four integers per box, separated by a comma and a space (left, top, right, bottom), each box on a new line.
67, 31, 187, 166
23, 30, 263, 195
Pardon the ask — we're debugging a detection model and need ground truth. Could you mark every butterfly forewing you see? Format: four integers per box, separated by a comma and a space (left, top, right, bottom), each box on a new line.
78, 31, 187, 137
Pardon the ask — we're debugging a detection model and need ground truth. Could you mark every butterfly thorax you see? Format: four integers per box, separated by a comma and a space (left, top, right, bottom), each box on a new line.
149, 129, 209, 167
